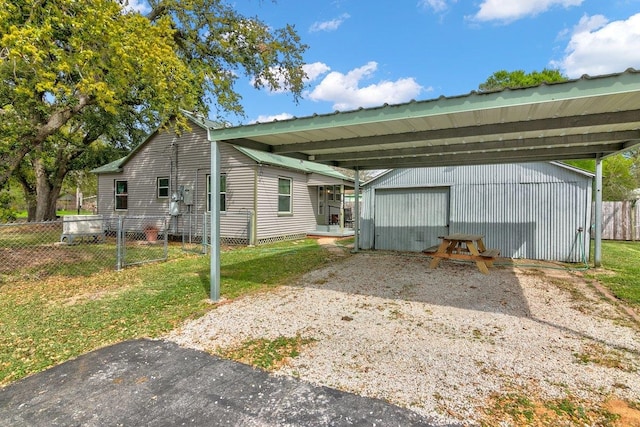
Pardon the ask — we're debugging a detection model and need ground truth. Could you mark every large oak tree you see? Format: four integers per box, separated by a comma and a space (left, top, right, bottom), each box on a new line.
0, 0, 306, 220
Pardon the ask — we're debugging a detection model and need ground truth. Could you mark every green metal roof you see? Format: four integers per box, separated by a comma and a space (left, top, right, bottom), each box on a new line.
233, 146, 352, 180
181, 110, 223, 130
90, 157, 125, 174
208, 69, 640, 170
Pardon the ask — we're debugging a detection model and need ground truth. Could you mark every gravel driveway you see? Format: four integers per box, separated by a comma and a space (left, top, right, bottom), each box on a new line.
166, 250, 640, 426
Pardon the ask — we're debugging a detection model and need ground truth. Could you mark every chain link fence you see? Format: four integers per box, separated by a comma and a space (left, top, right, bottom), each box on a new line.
0, 211, 259, 284
190, 210, 254, 253
0, 216, 169, 284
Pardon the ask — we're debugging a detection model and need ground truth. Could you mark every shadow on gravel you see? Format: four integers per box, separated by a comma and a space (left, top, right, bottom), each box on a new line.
297, 252, 640, 355
296, 252, 530, 318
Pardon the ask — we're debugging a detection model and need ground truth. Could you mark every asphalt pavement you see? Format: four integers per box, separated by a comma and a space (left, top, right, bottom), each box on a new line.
0, 339, 454, 426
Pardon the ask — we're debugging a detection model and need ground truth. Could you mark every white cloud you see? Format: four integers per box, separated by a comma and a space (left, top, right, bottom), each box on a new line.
472, 0, 583, 23
306, 62, 425, 111
303, 62, 331, 82
119, 0, 150, 14
251, 113, 295, 124
309, 14, 351, 33
418, 0, 455, 13
556, 13, 640, 78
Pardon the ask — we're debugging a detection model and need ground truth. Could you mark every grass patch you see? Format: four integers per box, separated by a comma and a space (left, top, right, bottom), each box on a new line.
573, 343, 636, 372
217, 335, 316, 371
482, 391, 622, 426
0, 238, 339, 386
588, 241, 640, 307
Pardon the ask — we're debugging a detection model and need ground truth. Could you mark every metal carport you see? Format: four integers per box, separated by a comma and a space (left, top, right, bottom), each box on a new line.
206, 69, 640, 300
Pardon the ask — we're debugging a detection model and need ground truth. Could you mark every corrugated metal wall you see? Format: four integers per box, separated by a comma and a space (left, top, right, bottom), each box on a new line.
373, 187, 449, 251
360, 163, 592, 262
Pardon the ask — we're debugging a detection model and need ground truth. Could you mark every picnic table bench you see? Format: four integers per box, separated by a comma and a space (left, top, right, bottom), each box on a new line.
426, 233, 500, 274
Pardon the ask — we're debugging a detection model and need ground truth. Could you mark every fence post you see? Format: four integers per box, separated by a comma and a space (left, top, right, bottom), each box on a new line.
202, 212, 208, 254
632, 200, 637, 242
116, 216, 123, 271
163, 217, 169, 259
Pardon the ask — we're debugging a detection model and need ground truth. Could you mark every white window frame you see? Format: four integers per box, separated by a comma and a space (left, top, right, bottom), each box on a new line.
207, 174, 227, 212
115, 180, 128, 211
157, 177, 170, 198
278, 177, 292, 214
334, 185, 341, 202
317, 186, 324, 215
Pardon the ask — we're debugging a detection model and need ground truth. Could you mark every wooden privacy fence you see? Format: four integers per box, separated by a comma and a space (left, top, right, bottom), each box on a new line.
595, 201, 640, 241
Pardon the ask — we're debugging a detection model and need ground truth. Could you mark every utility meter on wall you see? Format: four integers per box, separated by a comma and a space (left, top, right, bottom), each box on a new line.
182, 186, 194, 205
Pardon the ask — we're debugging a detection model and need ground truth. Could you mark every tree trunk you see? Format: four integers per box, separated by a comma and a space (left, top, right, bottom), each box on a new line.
33, 157, 65, 221
0, 95, 92, 191
17, 180, 37, 222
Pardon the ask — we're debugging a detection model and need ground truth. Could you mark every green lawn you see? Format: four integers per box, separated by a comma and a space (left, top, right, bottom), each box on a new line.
0, 238, 343, 386
14, 209, 95, 219
589, 240, 640, 306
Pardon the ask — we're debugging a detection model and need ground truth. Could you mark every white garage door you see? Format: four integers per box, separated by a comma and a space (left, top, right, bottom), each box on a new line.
374, 187, 450, 252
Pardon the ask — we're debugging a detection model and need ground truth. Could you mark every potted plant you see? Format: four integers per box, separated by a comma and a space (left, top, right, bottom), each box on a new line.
143, 224, 159, 243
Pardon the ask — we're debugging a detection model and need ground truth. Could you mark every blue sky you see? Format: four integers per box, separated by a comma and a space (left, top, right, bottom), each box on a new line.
129, 0, 640, 125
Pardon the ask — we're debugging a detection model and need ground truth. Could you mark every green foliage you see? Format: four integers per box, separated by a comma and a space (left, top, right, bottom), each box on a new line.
478, 68, 567, 92
0, 0, 307, 218
0, 191, 16, 222
566, 154, 639, 201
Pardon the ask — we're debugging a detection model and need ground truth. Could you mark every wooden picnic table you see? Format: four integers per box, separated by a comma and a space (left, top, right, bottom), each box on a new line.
427, 233, 500, 274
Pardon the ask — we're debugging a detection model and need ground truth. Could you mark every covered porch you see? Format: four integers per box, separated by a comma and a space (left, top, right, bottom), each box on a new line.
309, 184, 355, 237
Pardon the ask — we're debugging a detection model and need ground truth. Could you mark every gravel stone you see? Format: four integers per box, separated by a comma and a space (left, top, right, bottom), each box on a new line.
165, 252, 640, 426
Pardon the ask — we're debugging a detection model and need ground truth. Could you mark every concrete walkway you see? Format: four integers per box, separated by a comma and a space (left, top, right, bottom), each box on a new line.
0, 339, 449, 426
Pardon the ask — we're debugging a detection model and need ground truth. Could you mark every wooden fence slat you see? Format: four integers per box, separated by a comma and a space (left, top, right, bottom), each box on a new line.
594, 201, 639, 240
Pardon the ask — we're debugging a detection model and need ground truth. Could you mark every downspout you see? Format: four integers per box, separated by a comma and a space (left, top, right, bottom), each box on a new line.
339, 183, 345, 234
353, 168, 360, 253
209, 139, 221, 301
252, 165, 258, 246
170, 136, 178, 233
594, 155, 603, 268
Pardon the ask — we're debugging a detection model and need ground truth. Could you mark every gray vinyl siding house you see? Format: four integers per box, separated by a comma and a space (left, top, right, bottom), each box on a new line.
92, 114, 353, 244
360, 162, 593, 262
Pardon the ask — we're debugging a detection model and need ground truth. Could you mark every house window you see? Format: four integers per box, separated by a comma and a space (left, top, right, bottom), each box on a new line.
327, 185, 334, 201
318, 186, 324, 215
334, 185, 341, 202
157, 177, 169, 198
206, 174, 227, 212
278, 177, 292, 214
115, 180, 128, 210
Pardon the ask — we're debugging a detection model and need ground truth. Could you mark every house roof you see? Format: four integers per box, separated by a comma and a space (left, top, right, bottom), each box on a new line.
207, 69, 640, 170
91, 116, 352, 181
362, 161, 595, 187
233, 146, 352, 181
90, 110, 220, 174
90, 157, 125, 174
181, 110, 223, 130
